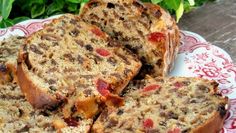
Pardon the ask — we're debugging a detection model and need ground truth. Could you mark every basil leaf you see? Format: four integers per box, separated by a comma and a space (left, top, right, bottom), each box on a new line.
21, 0, 44, 11
176, 0, 184, 22
151, 0, 163, 4
47, 0, 65, 15
81, 0, 89, 3
0, 0, 15, 19
67, 3, 78, 12
31, 4, 45, 18
164, 0, 181, 10
12, 16, 30, 24
28, 0, 44, 6
65, 0, 81, 4
0, 19, 14, 28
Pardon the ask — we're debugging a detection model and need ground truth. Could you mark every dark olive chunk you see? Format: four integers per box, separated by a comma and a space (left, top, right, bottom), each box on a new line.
217, 103, 227, 118
117, 109, 124, 115
107, 2, 115, 8
0, 64, 7, 72
85, 44, 94, 51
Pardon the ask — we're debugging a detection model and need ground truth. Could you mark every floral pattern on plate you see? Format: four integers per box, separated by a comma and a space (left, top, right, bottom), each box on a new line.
0, 15, 236, 132
170, 31, 236, 133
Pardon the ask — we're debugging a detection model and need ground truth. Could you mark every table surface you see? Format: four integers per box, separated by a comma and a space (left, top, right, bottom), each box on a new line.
179, 0, 236, 63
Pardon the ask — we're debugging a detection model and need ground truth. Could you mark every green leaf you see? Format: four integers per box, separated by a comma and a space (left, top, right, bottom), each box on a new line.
176, 0, 184, 22
0, 0, 15, 19
67, 3, 78, 12
12, 16, 30, 24
28, 0, 44, 6
188, 0, 195, 6
65, 0, 81, 4
21, 0, 44, 11
81, 0, 89, 3
31, 4, 45, 18
183, 1, 193, 13
151, 0, 163, 4
164, 0, 181, 10
0, 19, 14, 28
46, 0, 65, 15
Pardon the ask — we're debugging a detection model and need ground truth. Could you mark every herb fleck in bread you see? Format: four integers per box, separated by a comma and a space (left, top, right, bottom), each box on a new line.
92, 77, 229, 133
0, 36, 25, 84
81, 0, 180, 77
17, 14, 141, 119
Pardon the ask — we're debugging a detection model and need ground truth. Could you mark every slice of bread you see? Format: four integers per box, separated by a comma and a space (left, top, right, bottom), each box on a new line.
0, 83, 93, 133
80, 0, 180, 78
17, 14, 141, 119
92, 77, 229, 133
0, 36, 25, 84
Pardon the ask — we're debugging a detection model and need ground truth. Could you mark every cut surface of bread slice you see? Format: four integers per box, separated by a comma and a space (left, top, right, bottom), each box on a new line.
17, 14, 141, 119
0, 36, 25, 84
0, 83, 93, 133
81, 0, 180, 77
92, 77, 229, 133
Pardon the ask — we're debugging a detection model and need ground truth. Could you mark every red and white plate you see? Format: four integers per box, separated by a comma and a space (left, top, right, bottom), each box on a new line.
1, 16, 236, 132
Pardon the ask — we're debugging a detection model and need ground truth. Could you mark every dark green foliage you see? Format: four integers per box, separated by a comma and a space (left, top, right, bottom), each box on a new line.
0, 0, 212, 28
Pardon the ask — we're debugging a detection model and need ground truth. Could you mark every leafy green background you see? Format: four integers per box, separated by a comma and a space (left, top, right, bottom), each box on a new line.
0, 0, 212, 28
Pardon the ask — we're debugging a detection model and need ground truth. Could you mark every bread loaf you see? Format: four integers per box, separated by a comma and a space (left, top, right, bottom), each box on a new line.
81, 0, 180, 78
17, 14, 141, 120
92, 77, 229, 133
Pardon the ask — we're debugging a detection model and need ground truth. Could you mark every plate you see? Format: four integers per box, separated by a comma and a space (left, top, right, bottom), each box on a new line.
1, 16, 236, 132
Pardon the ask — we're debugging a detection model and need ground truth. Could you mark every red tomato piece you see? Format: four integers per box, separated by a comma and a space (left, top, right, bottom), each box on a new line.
143, 118, 154, 129
174, 82, 184, 89
96, 79, 110, 96
96, 48, 110, 57
64, 117, 78, 127
147, 32, 165, 42
143, 85, 160, 92
167, 127, 181, 133
91, 28, 104, 37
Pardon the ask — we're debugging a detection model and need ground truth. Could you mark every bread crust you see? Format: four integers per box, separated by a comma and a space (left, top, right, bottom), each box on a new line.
17, 52, 60, 108
192, 99, 229, 133
144, 3, 180, 75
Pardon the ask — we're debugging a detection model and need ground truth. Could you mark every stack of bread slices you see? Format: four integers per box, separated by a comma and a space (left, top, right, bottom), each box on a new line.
0, 0, 228, 133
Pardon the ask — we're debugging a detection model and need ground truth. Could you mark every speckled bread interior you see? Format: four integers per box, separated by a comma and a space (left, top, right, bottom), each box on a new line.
0, 83, 93, 133
81, 0, 180, 78
0, 36, 25, 84
92, 77, 229, 133
0, 0, 228, 132
17, 14, 141, 121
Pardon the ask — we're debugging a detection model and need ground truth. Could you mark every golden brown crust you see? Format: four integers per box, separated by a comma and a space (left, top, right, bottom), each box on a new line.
17, 53, 60, 108
144, 3, 180, 75
192, 99, 229, 133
